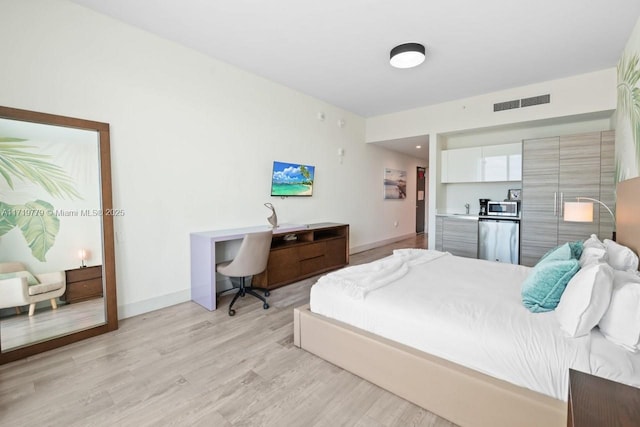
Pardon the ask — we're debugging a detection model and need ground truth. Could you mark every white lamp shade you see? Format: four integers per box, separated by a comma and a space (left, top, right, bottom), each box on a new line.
390, 43, 426, 69
564, 202, 594, 222
77, 249, 90, 260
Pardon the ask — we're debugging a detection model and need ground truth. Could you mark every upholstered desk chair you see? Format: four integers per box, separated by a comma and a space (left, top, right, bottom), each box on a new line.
216, 230, 273, 316
0, 262, 66, 316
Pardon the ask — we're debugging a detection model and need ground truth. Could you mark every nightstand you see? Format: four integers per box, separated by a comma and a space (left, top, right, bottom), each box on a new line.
567, 369, 640, 427
62, 265, 103, 304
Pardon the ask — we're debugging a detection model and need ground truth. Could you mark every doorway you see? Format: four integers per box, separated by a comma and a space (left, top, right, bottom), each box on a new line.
416, 167, 426, 234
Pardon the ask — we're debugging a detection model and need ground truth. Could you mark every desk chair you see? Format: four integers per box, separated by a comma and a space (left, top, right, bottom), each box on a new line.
216, 230, 273, 316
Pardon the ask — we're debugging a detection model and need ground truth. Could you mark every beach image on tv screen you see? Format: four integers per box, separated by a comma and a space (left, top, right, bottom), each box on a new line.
271, 161, 315, 196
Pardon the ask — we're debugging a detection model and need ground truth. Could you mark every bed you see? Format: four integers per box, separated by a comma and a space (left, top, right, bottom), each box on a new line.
293, 177, 640, 427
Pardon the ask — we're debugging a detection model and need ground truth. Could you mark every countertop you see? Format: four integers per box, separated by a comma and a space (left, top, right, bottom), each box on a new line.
435, 213, 479, 220
436, 213, 521, 221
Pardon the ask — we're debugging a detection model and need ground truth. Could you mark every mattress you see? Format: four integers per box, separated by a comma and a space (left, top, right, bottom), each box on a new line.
310, 250, 640, 400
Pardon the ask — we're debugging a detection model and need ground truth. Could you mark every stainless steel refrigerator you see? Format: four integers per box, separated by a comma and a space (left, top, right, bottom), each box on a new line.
478, 218, 520, 264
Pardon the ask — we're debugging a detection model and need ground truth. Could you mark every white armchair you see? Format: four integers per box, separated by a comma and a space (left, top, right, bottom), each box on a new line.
0, 262, 66, 316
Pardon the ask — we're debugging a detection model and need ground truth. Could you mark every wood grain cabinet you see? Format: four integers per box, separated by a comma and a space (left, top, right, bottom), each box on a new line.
62, 265, 103, 304
435, 217, 444, 251
435, 216, 478, 258
521, 131, 614, 266
567, 369, 640, 427
253, 223, 349, 289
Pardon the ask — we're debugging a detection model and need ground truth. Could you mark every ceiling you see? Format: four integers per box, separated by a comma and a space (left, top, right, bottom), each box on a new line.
370, 135, 429, 162
69, 1, 639, 159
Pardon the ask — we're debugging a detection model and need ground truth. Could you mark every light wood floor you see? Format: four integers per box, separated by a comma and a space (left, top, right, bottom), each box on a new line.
1, 298, 106, 351
0, 234, 458, 427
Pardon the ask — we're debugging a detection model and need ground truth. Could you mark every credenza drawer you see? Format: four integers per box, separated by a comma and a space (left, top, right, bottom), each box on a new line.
298, 242, 326, 260
300, 256, 326, 275
266, 248, 300, 284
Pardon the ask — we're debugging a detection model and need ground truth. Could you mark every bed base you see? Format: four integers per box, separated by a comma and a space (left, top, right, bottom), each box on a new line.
294, 304, 566, 427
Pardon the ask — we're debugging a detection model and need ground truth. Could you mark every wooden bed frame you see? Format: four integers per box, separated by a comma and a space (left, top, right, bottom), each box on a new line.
293, 177, 640, 427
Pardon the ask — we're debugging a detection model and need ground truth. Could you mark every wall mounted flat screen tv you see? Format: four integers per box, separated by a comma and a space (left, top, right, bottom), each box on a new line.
271, 161, 315, 197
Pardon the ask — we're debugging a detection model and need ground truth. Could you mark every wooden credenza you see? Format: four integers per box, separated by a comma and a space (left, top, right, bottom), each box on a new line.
253, 223, 349, 289
62, 265, 103, 304
190, 222, 349, 311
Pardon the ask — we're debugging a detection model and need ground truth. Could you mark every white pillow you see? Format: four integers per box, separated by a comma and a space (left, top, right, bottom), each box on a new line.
579, 246, 607, 267
584, 234, 605, 249
555, 262, 614, 337
599, 270, 640, 351
603, 239, 639, 271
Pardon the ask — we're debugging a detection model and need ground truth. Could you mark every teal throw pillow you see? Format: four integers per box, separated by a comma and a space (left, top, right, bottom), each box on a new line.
521, 259, 580, 313
538, 241, 584, 265
538, 243, 573, 264
0, 271, 40, 286
568, 240, 584, 260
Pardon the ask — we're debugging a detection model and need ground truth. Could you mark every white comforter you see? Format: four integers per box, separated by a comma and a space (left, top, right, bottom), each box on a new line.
310, 250, 640, 400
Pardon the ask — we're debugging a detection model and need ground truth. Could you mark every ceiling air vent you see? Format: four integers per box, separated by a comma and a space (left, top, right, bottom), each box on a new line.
493, 99, 520, 112
521, 94, 550, 108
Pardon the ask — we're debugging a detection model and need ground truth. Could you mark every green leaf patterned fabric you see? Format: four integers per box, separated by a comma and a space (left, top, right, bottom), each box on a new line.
14, 200, 60, 262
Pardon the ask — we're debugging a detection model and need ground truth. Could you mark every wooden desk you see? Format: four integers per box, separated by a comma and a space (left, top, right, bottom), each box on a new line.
190, 223, 349, 311
567, 369, 640, 427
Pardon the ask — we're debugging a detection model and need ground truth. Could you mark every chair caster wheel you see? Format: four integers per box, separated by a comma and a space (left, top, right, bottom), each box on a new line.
263, 303, 269, 310
228, 309, 236, 316
264, 291, 270, 297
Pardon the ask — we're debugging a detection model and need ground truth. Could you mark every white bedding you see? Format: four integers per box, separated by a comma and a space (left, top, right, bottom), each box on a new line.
310, 250, 640, 401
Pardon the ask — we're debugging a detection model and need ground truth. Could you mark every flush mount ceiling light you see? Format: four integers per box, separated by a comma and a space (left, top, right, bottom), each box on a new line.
390, 42, 426, 69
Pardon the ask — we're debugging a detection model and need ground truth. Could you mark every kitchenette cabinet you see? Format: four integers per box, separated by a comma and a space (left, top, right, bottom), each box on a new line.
481, 142, 522, 181
441, 143, 522, 183
435, 216, 478, 258
441, 147, 482, 183
520, 131, 614, 266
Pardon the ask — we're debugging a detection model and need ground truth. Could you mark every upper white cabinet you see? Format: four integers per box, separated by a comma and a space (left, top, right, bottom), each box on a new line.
482, 142, 522, 182
441, 142, 522, 183
441, 147, 482, 183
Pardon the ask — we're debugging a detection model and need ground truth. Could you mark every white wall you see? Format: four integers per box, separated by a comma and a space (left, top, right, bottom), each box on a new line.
0, 0, 422, 317
366, 69, 616, 143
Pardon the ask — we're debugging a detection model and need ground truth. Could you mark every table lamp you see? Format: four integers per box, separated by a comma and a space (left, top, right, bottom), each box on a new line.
78, 249, 88, 268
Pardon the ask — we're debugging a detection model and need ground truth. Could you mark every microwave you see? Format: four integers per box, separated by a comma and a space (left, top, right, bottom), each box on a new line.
486, 201, 519, 217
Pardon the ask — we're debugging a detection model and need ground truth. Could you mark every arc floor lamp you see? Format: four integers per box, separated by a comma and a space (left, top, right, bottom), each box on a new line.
564, 197, 616, 241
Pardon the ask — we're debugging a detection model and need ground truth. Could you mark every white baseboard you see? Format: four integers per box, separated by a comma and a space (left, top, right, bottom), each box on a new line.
349, 232, 417, 255
118, 289, 190, 319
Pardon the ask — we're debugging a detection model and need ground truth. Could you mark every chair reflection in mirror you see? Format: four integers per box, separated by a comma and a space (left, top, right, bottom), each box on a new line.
0, 262, 66, 316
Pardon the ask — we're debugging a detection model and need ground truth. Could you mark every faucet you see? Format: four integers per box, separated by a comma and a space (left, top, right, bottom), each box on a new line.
465, 203, 470, 215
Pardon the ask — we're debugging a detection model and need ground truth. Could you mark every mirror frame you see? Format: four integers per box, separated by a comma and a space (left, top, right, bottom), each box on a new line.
0, 106, 118, 364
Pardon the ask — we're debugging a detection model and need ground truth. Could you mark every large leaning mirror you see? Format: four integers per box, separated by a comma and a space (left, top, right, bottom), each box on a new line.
0, 106, 117, 364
